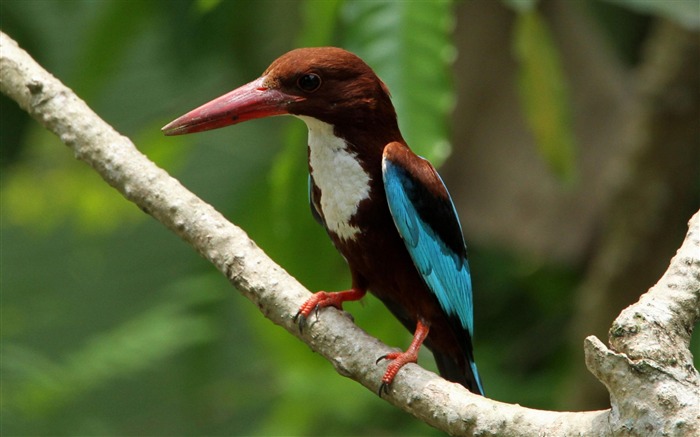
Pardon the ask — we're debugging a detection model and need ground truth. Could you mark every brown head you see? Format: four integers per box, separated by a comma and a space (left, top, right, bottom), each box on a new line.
162, 47, 400, 143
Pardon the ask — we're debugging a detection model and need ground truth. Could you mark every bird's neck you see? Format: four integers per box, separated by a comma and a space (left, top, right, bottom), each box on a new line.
299, 115, 391, 242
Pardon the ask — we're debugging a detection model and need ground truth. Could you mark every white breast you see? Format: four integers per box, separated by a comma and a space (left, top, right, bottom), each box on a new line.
298, 116, 371, 241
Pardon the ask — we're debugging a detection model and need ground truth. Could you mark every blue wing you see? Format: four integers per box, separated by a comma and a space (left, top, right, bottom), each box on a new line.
381, 143, 474, 337
383, 143, 483, 394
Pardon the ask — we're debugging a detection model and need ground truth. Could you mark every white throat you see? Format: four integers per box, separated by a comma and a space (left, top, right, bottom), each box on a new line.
298, 116, 371, 241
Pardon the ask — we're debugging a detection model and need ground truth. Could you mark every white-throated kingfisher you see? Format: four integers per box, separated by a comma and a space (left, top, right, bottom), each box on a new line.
162, 47, 484, 396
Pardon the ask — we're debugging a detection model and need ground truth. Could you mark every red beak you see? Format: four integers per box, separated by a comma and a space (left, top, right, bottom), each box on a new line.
162, 77, 304, 136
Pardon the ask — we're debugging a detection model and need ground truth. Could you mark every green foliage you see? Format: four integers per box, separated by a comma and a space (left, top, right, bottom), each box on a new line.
195, 0, 222, 14
297, 0, 343, 46
513, 8, 578, 184
342, 0, 456, 164
6, 276, 221, 416
2, 123, 190, 235
2, 130, 142, 234
500, 0, 700, 183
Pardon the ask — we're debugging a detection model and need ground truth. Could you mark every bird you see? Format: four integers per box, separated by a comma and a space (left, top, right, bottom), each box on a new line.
162, 47, 484, 396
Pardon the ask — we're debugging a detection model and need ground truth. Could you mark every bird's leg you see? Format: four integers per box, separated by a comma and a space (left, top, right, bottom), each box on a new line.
293, 287, 366, 331
376, 318, 430, 396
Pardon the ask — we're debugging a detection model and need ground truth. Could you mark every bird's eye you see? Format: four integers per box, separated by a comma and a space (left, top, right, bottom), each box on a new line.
297, 73, 322, 92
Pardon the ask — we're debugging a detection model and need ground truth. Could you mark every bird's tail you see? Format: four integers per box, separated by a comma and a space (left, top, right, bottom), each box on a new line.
434, 352, 485, 396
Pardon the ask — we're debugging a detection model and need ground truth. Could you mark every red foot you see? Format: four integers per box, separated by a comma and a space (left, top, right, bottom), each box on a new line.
377, 319, 430, 396
294, 288, 366, 331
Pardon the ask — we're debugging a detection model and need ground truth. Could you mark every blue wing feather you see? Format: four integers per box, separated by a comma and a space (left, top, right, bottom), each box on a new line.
383, 145, 484, 395
382, 151, 474, 337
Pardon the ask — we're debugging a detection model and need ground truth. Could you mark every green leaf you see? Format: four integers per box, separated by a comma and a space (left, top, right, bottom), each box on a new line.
5, 275, 222, 415
341, 0, 456, 165
514, 10, 578, 184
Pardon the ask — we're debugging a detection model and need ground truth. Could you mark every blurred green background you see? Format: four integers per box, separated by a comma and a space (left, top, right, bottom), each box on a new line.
2, 0, 698, 435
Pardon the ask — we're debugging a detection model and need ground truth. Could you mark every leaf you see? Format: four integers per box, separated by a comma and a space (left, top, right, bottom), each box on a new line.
341, 0, 456, 165
5, 275, 222, 415
514, 9, 578, 184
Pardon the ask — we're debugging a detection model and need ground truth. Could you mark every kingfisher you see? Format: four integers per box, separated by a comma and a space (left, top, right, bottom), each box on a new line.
162, 47, 484, 396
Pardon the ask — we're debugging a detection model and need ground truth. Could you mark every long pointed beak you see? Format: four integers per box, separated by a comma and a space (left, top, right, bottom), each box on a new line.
162, 77, 304, 136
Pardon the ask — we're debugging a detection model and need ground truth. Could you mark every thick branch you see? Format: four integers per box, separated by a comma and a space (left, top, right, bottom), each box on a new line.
2, 31, 697, 436
585, 210, 700, 435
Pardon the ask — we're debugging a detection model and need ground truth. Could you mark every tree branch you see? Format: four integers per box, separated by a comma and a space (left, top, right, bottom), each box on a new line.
2, 31, 697, 436
585, 209, 700, 434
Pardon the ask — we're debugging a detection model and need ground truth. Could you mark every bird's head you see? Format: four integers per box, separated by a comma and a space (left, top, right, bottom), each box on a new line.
162, 47, 398, 137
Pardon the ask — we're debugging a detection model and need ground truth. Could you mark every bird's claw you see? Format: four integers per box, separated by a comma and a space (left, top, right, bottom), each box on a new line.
293, 305, 321, 333
375, 354, 390, 365
375, 351, 411, 397
294, 291, 349, 333
292, 309, 303, 330
377, 381, 390, 397
375, 353, 397, 396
